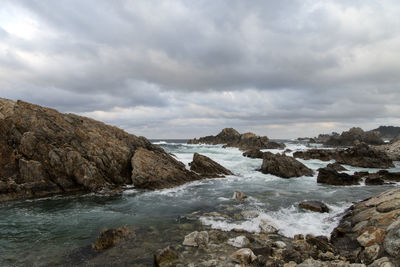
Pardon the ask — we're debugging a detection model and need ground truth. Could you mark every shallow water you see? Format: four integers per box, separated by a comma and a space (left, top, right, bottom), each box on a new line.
0, 141, 399, 266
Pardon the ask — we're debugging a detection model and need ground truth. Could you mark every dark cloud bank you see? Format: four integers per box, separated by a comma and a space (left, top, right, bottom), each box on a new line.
1, 0, 400, 138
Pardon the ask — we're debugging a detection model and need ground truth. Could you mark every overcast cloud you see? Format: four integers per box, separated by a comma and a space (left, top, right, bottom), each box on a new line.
1, 0, 400, 138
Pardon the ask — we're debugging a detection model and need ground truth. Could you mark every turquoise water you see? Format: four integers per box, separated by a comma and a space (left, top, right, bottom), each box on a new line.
0, 141, 399, 266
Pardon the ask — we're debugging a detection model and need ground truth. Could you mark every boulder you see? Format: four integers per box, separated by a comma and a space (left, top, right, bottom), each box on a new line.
265, 141, 286, 149
317, 168, 360, 186
365, 177, 385, 185
299, 201, 330, 213
227, 235, 250, 248
242, 149, 264, 159
293, 149, 337, 161
189, 153, 233, 178
154, 246, 181, 267
0, 98, 196, 202
232, 190, 247, 201
231, 248, 257, 264
131, 148, 201, 189
374, 137, 400, 160
92, 226, 132, 250
325, 163, 348, 171
260, 152, 314, 178
383, 220, 400, 257
182, 231, 209, 247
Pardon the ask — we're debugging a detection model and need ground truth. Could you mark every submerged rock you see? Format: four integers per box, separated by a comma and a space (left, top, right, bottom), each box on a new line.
260, 152, 314, 178
154, 246, 181, 267
189, 152, 233, 178
299, 201, 330, 213
242, 149, 264, 159
232, 190, 247, 201
92, 226, 132, 250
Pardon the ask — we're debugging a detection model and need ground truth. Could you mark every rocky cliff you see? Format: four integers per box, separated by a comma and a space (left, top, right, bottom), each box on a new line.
0, 98, 200, 202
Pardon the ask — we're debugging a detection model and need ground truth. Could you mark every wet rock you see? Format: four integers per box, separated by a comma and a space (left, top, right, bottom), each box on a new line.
232, 190, 247, 201
227, 236, 250, 248
92, 226, 132, 250
365, 177, 385, 185
231, 248, 257, 264
326, 163, 348, 171
260, 219, 278, 234
131, 148, 201, 189
282, 249, 306, 264
293, 149, 337, 161
242, 149, 264, 159
154, 246, 181, 267
252, 246, 273, 257
260, 152, 314, 178
189, 153, 233, 178
299, 201, 330, 213
317, 168, 360, 186
265, 141, 286, 149
182, 231, 209, 247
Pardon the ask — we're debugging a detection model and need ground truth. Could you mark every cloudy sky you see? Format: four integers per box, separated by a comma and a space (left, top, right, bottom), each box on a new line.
1, 0, 400, 139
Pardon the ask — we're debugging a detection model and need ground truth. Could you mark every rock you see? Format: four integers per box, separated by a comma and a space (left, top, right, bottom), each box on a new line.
259, 219, 278, 233
357, 227, 386, 247
188, 128, 285, 150
335, 143, 394, 169
274, 241, 287, 249
372, 126, 400, 140
306, 235, 337, 253
325, 127, 384, 146
383, 220, 400, 257
252, 246, 273, 257
154, 246, 181, 267
92, 226, 132, 250
227, 235, 250, 248
365, 177, 385, 185
189, 153, 233, 178
0, 98, 200, 202
232, 190, 247, 201
131, 148, 201, 189
326, 163, 348, 171
369, 257, 396, 267
359, 244, 380, 264
317, 168, 360, 186
231, 248, 257, 264
299, 201, 330, 213
242, 149, 264, 159
293, 149, 337, 161
376, 170, 400, 182
374, 137, 400, 161
282, 249, 306, 264
260, 152, 314, 178
182, 231, 209, 247
265, 141, 286, 149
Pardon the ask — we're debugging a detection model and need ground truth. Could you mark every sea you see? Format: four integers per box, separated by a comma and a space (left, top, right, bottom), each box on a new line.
1, 140, 399, 266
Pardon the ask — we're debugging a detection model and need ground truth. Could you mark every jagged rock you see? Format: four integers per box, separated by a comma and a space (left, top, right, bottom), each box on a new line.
1, 98, 196, 202
374, 137, 400, 161
326, 127, 384, 146
231, 248, 257, 264
232, 190, 247, 201
182, 231, 209, 247
154, 246, 181, 267
326, 163, 348, 171
189, 153, 233, 178
306, 235, 337, 253
92, 226, 132, 250
265, 141, 286, 149
293, 149, 337, 161
242, 149, 264, 159
372, 126, 400, 140
317, 168, 360, 186
299, 201, 330, 213
131, 148, 201, 189
227, 235, 250, 248
260, 152, 314, 178
188, 128, 285, 150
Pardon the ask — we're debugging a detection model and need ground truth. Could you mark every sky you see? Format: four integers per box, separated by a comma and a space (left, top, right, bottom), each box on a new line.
1, 0, 400, 139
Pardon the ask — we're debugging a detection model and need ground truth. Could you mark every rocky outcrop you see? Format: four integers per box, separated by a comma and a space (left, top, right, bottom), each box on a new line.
374, 137, 400, 161
242, 149, 264, 159
0, 98, 201, 201
355, 170, 400, 183
372, 126, 400, 140
131, 148, 201, 189
326, 127, 384, 146
335, 143, 394, 169
188, 128, 285, 151
260, 152, 314, 178
189, 153, 233, 178
317, 168, 361, 186
299, 201, 330, 213
331, 187, 400, 265
92, 226, 132, 250
294, 144, 394, 169
325, 163, 348, 171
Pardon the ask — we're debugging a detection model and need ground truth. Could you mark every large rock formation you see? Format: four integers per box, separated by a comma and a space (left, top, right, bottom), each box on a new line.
188, 128, 285, 151
294, 144, 394, 169
325, 127, 384, 146
372, 126, 400, 140
317, 168, 361, 186
0, 98, 201, 201
260, 152, 314, 178
374, 137, 400, 161
331, 187, 400, 265
189, 153, 233, 178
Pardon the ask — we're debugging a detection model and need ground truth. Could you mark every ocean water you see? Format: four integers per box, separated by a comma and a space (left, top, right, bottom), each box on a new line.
0, 140, 399, 266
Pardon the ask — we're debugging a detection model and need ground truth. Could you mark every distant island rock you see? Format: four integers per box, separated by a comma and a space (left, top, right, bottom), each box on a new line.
372, 125, 400, 140
325, 127, 384, 146
187, 128, 285, 151
0, 98, 203, 202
